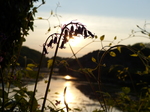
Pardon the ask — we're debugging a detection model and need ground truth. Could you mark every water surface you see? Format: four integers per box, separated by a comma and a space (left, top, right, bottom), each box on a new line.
27, 75, 121, 112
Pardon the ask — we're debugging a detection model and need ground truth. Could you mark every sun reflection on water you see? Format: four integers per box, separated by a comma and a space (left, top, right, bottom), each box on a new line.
52, 81, 75, 107
63, 81, 75, 104
64, 75, 71, 80
28, 75, 120, 112
63, 76, 76, 104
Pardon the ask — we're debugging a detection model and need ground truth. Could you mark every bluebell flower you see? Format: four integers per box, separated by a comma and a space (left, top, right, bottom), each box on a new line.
60, 40, 66, 49
47, 39, 53, 48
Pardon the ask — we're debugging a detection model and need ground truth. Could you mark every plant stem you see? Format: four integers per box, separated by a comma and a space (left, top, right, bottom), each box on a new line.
69, 43, 107, 110
41, 30, 64, 112
0, 67, 4, 112
30, 33, 59, 112
30, 51, 44, 112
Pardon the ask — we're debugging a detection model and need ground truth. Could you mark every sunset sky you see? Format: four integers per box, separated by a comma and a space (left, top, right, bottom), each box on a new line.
23, 0, 150, 58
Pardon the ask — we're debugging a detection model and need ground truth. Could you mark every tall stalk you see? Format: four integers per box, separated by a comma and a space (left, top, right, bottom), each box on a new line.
30, 33, 59, 112
41, 29, 64, 112
0, 67, 4, 112
30, 50, 44, 112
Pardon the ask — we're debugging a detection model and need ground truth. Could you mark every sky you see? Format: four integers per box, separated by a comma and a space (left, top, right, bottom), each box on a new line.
23, 0, 150, 58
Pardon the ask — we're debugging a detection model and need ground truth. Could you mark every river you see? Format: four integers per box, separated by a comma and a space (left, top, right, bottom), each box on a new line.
26, 74, 121, 112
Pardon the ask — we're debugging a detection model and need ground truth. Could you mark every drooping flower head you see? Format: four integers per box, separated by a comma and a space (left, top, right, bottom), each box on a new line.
43, 21, 95, 54
43, 33, 60, 54
59, 21, 95, 48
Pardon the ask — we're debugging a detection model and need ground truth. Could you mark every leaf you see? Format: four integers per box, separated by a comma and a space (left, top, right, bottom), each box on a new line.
73, 108, 82, 111
122, 87, 130, 94
143, 66, 149, 74
29, 95, 38, 111
42, 0, 45, 4
146, 66, 149, 71
27, 63, 36, 67
117, 46, 121, 53
110, 51, 116, 57
91, 57, 96, 63
109, 43, 112, 46
47, 59, 53, 68
26, 67, 33, 71
100, 35, 105, 41
130, 54, 138, 57
139, 43, 145, 47
148, 55, 150, 59
94, 35, 98, 39
47, 27, 51, 32
16, 63, 20, 66
6, 82, 10, 88
124, 67, 129, 71
45, 80, 48, 83
114, 36, 117, 40
55, 92, 59, 94
103, 63, 106, 67
87, 68, 93, 73
37, 17, 43, 19
32, 7, 37, 15
87, 68, 96, 79
45, 27, 51, 34
60, 60, 69, 66
50, 10, 53, 15
109, 65, 118, 72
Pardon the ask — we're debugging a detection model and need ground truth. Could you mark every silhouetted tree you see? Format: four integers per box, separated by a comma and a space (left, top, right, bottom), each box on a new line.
0, 0, 44, 69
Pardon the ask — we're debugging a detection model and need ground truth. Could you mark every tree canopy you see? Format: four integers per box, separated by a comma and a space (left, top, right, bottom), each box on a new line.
0, 0, 43, 69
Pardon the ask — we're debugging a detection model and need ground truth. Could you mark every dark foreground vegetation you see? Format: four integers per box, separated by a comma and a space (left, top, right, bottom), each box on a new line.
59, 43, 150, 85
1, 0, 150, 111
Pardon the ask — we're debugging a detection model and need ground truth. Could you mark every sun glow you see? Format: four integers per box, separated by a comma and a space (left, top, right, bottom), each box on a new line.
68, 36, 84, 47
64, 75, 71, 80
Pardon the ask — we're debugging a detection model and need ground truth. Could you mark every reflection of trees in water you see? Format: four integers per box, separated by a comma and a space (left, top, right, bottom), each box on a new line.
75, 82, 121, 101
74, 82, 97, 100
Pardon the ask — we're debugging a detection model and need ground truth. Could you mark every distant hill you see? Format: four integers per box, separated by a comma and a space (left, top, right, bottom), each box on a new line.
18, 46, 49, 67
58, 43, 150, 86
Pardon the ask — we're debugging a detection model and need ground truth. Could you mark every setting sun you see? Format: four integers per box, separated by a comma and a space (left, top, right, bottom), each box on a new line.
68, 36, 84, 47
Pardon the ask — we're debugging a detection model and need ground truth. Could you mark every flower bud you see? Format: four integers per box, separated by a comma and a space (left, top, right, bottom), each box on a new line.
47, 39, 53, 48
60, 41, 65, 49
43, 46, 48, 54
84, 30, 88, 38
77, 26, 81, 34
80, 27, 84, 35
88, 31, 94, 38
70, 25, 74, 33
54, 36, 57, 44
64, 29, 68, 37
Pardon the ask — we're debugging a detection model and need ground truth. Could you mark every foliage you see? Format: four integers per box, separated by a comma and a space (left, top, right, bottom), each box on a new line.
0, 0, 44, 69
0, 0, 46, 112
0, 87, 38, 112
0, 62, 42, 111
